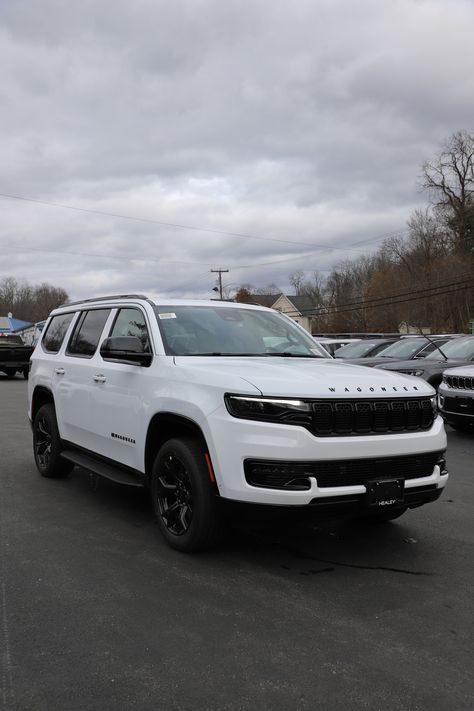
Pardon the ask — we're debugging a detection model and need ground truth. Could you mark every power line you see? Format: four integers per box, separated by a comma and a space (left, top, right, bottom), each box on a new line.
0, 191, 405, 251
277, 275, 474, 319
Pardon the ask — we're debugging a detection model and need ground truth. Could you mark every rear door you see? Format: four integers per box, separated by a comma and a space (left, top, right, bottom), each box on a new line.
55, 308, 113, 449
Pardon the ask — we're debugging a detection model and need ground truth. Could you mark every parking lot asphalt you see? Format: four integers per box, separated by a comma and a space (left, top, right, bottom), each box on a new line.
1, 377, 473, 711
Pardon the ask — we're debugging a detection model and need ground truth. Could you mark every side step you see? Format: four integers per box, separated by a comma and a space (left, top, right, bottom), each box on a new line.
61, 449, 145, 488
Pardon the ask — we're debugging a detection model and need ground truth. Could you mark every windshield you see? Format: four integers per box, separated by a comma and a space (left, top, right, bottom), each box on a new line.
425, 338, 474, 360
154, 305, 328, 357
335, 340, 390, 358
376, 338, 428, 358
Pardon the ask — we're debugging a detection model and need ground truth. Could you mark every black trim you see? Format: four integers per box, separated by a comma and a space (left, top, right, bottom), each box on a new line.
59, 294, 152, 308
61, 441, 145, 488
244, 451, 444, 490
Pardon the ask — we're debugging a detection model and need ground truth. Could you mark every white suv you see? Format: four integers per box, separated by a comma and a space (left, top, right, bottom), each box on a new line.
28, 295, 448, 551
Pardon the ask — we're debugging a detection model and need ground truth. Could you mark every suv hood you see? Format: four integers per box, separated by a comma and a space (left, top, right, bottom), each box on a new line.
174, 356, 435, 398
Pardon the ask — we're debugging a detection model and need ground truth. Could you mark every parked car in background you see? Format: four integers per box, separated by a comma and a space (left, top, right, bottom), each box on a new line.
313, 338, 360, 356
339, 336, 457, 368
0, 334, 33, 378
375, 336, 474, 389
334, 338, 400, 359
438, 365, 474, 431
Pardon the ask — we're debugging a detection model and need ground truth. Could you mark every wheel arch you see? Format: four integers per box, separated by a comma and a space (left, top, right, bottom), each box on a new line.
31, 386, 55, 421
144, 412, 215, 484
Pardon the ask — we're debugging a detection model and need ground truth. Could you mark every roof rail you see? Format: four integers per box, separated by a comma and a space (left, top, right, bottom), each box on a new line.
59, 294, 151, 308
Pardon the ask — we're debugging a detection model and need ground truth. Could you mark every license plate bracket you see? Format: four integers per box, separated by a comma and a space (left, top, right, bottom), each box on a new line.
366, 478, 404, 508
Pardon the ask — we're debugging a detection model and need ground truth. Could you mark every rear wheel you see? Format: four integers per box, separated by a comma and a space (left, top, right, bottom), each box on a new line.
2, 368, 16, 378
33, 404, 74, 478
151, 437, 221, 552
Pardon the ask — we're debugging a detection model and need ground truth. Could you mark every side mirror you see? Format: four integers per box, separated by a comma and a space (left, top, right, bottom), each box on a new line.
100, 336, 152, 367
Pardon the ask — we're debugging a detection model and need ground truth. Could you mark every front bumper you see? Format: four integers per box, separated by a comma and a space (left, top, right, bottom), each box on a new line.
438, 386, 474, 421
206, 408, 448, 506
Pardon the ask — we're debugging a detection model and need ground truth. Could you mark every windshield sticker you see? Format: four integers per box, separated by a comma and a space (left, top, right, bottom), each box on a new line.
159, 313, 177, 320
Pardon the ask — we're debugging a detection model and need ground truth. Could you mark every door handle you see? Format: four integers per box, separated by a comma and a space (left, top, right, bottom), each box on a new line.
93, 374, 107, 383
55, 368, 65, 375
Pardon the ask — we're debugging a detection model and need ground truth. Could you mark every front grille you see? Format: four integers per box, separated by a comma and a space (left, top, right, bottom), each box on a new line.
445, 375, 474, 390
310, 398, 434, 436
245, 451, 442, 489
443, 396, 474, 415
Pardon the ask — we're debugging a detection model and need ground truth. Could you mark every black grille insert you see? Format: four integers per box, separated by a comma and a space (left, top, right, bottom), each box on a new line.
445, 376, 474, 390
309, 397, 434, 436
245, 451, 443, 489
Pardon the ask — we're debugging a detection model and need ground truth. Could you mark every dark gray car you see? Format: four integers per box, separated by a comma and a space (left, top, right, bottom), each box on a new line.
374, 336, 474, 388
338, 336, 453, 368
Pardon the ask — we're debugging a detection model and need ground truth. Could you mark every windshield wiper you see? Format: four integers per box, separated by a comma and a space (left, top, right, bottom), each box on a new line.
413, 330, 449, 361
267, 352, 320, 358
185, 352, 272, 357
183, 352, 320, 358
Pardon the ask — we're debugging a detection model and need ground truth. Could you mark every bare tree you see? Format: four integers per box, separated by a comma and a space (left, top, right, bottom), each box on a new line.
421, 130, 474, 252
0, 276, 68, 322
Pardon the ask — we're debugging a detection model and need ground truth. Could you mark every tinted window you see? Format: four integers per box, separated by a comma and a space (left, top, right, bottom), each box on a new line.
155, 305, 325, 357
42, 313, 75, 353
425, 338, 474, 360
377, 338, 428, 358
109, 308, 151, 352
67, 309, 110, 357
335, 340, 395, 358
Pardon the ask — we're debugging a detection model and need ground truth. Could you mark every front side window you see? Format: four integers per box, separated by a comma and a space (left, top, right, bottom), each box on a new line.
67, 309, 111, 357
42, 313, 75, 353
154, 305, 325, 357
109, 308, 151, 352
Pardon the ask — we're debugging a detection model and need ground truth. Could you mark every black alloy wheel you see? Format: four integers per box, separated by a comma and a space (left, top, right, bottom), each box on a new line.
156, 452, 194, 536
33, 404, 73, 478
151, 437, 222, 552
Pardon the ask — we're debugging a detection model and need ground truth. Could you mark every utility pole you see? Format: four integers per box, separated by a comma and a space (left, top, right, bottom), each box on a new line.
211, 268, 229, 300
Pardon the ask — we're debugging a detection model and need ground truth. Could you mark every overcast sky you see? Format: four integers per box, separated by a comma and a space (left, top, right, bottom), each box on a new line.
1, 0, 474, 302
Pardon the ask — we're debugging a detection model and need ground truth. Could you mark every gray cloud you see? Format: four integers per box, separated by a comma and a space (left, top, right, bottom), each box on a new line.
1, 0, 473, 301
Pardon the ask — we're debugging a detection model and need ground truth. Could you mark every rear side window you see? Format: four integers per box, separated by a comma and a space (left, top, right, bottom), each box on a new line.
42, 313, 75, 353
67, 309, 111, 357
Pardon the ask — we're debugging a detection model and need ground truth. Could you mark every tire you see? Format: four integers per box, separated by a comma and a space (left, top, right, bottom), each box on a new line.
33, 404, 74, 478
151, 437, 222, 552
23, 367, 29, 380
2, 368, 16, 378
359, 506, 407, 523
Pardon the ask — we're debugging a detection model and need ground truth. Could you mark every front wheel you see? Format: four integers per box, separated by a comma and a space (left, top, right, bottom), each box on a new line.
151, 437, 222, 552
2, 368, 16, 378
33, 404, 74, 478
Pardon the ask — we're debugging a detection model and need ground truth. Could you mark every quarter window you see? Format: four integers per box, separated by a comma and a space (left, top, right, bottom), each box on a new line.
67, 309, 111, 357
109, 308, 151, 352
42, 313, 75, 353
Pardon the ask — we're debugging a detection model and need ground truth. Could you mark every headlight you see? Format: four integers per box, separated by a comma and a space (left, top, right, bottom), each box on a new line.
398, 369, 425, 377
431, 395, 437, 413
225, 394, 312, 425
